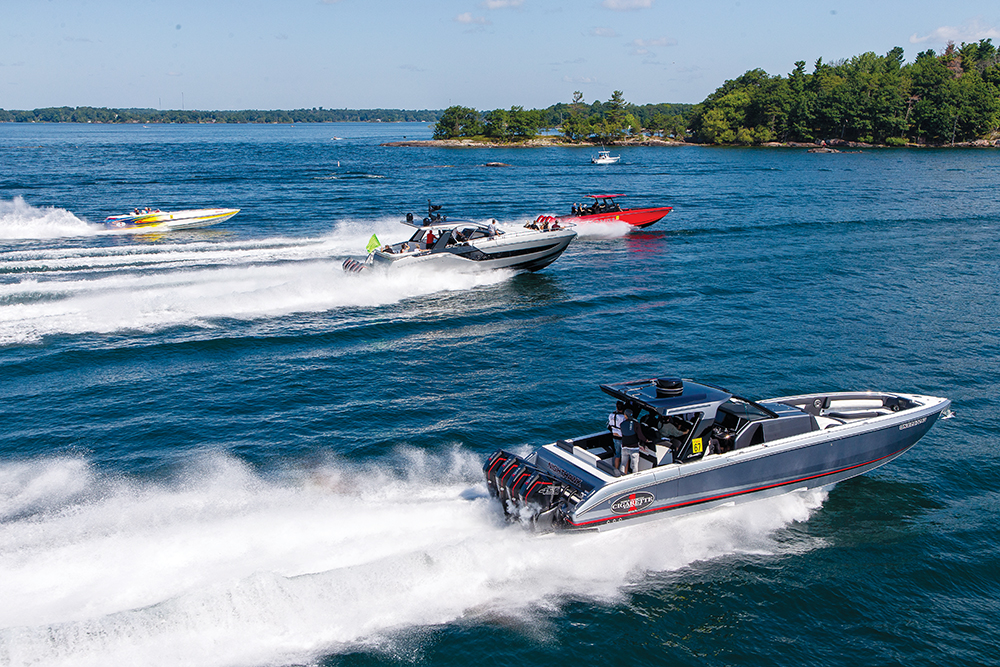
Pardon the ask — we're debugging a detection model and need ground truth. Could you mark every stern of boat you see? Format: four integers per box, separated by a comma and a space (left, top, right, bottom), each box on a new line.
483, 449, 584, 530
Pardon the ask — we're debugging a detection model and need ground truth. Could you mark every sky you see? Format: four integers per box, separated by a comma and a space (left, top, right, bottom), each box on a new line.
1, 0, 998, 111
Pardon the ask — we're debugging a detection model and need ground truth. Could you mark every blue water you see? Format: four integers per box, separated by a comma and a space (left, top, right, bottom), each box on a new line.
1, 122, 998, 667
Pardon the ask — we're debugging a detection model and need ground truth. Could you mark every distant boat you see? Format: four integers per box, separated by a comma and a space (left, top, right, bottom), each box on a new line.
549, 194, 672, 229
591, 149, 620, 164
342, 202, 576, 274
103, 207, 240, 231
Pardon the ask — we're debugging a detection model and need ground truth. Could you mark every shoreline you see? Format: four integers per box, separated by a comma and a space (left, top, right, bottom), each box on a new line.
382, 137, 1000, 149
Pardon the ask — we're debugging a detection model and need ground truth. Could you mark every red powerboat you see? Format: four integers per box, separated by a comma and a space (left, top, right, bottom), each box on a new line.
548, 194, 672, 229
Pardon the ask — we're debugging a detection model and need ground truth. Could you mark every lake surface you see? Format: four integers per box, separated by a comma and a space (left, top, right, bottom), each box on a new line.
1, 122, 998, 667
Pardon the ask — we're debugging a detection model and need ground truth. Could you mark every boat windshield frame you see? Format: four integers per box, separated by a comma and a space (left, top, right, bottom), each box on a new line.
400, 217, 487, 231
721, 395, 780, 421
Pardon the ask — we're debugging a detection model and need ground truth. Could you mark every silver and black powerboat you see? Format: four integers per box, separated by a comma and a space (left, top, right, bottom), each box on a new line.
343, 203, 576, 273
484, 376, 951, 531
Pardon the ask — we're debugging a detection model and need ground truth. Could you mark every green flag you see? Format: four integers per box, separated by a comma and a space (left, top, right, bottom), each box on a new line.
365, 234, 380, 253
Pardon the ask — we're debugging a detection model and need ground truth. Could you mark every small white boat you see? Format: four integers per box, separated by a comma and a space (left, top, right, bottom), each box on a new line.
591, 149, 620, 164
103, 207, 240, 230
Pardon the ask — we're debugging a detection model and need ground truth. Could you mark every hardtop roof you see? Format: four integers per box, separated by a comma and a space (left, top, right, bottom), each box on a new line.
599, 378, 732, 415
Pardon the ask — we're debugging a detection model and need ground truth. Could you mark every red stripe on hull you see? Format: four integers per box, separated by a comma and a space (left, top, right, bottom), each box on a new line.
566, 446, 906, 529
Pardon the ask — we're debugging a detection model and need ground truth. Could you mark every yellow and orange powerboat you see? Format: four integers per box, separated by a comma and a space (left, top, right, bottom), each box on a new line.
103, 207, 239, 230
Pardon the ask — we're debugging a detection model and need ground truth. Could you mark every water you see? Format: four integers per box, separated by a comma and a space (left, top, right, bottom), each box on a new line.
1, 123, 998, 667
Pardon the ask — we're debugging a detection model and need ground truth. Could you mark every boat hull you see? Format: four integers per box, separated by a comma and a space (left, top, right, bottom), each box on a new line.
556, 206, 672, 229
103, 208, 240, 230
567, 404, 942, 530
486, 390, 950, 532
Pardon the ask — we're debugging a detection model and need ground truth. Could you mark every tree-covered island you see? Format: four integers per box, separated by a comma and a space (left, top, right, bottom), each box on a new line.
430, 40, 1000, 147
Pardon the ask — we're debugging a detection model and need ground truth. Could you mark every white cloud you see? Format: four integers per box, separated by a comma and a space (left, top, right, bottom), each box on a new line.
628, 36, 676, 55
590, 27, 618, 37
481, 0, 524, 8
455, 12, 491, 24
601, 0, 652, 10
562, 75, 599, 84
910, 18, 1000, 44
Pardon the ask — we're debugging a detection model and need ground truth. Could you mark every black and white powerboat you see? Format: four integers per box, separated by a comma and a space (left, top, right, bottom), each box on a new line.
484, 376, 951, 531
342, 203, 576, 273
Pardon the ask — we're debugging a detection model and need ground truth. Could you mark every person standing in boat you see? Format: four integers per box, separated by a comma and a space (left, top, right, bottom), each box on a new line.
425, 228, 436, 249
608, 401, 627, 471
620, 407, 650, 474
487, 219, 499, 237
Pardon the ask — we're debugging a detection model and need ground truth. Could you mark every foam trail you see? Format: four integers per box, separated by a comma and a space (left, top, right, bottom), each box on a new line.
0, 197, 99, 239
0, 221, 512, 345
0, 452, 828, 667
571, 220, 633, 239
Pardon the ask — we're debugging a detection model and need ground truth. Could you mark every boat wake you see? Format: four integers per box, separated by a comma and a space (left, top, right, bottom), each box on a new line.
0, 451, 828, 667
0, 218, 513, 346
568, 220, 634, 239
0, 197, 101, 239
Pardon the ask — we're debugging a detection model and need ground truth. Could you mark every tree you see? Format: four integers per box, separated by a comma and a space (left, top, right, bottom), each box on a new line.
562, 113, 592, 141
433, 105, 482, 139
602, 90, 628, 141
483, 108, 511, 141
562, 91, 592, 141
508, 106, 541, 140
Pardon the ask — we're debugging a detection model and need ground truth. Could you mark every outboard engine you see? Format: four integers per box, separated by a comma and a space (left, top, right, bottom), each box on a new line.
482, 449, 579, 530
342, 258, 367, 273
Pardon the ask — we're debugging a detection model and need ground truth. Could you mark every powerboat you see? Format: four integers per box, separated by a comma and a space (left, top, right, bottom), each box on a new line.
484, 376, 951, 531
547, 194, 672, 229
591, 149, 620, 164
103, 208, 240, 230
342, 203, 577, 273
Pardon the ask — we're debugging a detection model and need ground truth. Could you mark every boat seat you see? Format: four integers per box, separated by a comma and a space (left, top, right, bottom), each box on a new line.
597, 459, 621, 477
572, 446, 601, 466
637, 450, 658, 471
655, 443, 673, 465
825, 410, 888, 420
814, 416, 845, 429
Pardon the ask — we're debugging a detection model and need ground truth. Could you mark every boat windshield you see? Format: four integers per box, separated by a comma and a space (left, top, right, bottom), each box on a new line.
714, 397, 775, 431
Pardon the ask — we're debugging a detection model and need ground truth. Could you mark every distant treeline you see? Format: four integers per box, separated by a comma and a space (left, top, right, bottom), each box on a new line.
7, 40, 999, 145
0, 107, 443, 124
